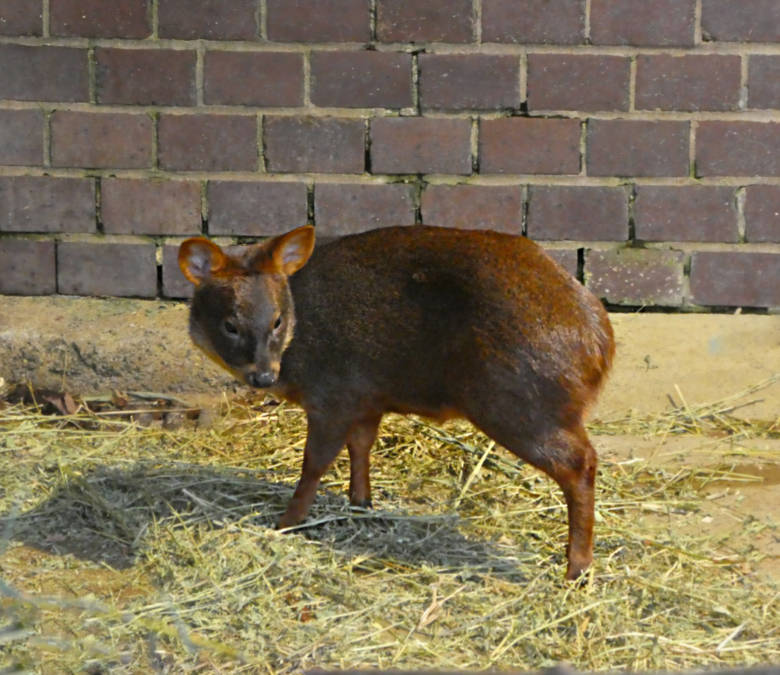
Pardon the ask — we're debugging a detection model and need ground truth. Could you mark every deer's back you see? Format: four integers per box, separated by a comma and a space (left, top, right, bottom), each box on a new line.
278, 226, 613, 420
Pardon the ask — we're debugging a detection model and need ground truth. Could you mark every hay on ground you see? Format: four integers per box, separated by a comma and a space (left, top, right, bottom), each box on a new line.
0, 385, 778, 673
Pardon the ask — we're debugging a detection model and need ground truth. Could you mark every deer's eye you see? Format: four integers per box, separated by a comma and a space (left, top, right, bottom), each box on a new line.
223, 319, 239, 336
272, 315, 283, 332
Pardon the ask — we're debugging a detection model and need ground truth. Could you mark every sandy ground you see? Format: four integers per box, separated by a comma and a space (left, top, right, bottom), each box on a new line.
1, 296, 778, 417
1, 296, 778, 581
596, 433, 780, 582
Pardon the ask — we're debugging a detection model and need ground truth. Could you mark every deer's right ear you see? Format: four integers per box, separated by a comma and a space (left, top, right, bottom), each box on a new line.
178, 238, 226, 286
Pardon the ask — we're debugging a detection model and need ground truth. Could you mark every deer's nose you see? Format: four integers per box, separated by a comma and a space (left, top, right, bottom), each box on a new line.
246, 370, 276, 388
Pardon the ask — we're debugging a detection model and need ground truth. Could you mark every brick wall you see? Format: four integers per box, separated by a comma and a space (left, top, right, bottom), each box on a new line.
0, 0, 778, 309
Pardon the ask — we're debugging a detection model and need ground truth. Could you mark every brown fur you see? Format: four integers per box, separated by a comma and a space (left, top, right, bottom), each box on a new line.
179, 226, 614, 580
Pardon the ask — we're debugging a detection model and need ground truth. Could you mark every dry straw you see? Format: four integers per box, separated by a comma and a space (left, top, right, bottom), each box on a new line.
0, 380, 778, 673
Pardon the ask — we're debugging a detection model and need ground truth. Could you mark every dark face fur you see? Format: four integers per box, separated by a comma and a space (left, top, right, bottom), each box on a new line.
189, 274, 296, 388
178, 227, 315, 390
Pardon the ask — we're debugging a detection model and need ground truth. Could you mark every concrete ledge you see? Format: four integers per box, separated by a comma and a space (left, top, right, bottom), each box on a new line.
1, 295, 778, 419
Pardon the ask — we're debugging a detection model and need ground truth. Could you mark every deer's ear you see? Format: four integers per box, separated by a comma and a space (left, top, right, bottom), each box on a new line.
178, 238, 227, 286
266, 226, 315, 276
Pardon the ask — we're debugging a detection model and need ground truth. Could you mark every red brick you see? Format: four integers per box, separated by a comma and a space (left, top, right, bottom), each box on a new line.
587, 120, 689, 177
690, 252, 780, 308
527, 54, 629, 112
422, 185, 523, 234
482, 0, 584, 44
527, 186, 628, 241
267, 0, 370, 42
702, 0, 780, 42
310, 51, 412, 109
0, 44, 87, 101
480, 118, 581, 175
544, 248, 579, 278
377, 0, 473, 42
205, 51, 303, 106
158, 0, 256, 40
314, 183, 415, 236
749, 56, 780, 109
419, 54, 520, 111
696, 122, 780, 177
371, 117, 472, 174
158, 114, 257, 172
96, 48, 195, 106
51, 0, 150, 38
102, 179, 201, 235
745, 185, 780, 243
421, 184, 523, 233
635, 186, 738, 242
0, 239, 56, 295
58, 241, 157, 297
208, 181, 308, 236
162, 244, 192, 299
0, 0, 42, 35
636, 55, 741, 112
51, 111, 153, 169
0, 176, 95, 232
590, 0, 695, 46
265, 117, 364, 173
0, 109, 42, 166
585, 248, 685, 306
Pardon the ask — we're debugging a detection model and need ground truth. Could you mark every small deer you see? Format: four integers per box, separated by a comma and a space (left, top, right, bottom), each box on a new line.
179, 225, 614, 579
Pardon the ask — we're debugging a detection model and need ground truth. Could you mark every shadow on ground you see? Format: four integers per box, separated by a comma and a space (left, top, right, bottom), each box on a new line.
0, 462, 532, 581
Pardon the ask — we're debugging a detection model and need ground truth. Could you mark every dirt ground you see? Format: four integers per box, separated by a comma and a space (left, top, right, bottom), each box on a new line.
1, 296, 779, 418
0, 296, 778, 670
1, 296, 779, 583
1, 396, 777, 672
596, 432, 780, 582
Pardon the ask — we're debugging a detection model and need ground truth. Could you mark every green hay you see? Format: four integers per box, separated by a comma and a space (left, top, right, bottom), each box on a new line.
0, 393, 778, 673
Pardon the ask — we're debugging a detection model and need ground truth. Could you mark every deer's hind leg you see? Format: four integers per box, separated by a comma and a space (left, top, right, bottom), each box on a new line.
346, 414, 382, 508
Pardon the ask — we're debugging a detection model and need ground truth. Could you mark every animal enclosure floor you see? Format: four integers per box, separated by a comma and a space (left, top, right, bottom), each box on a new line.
0, 391, 778, 673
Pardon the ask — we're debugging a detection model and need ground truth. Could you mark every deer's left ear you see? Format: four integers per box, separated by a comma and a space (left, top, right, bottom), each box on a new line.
178, 238, 227, 285
265, 226, 316, 277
